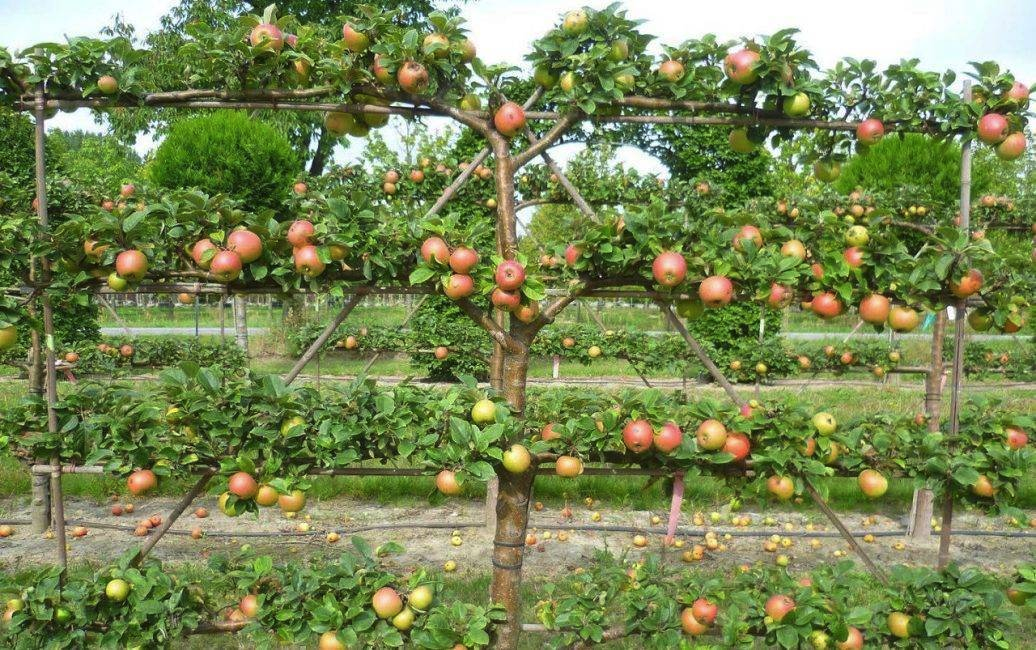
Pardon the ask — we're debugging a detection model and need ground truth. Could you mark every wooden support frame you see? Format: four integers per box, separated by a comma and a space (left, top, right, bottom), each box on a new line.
9, 55, 996, 649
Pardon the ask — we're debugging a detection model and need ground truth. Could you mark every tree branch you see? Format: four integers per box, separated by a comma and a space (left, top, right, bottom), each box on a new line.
513, 110, 583, 168
455, 297, 523, 353
284, 292, 365, 384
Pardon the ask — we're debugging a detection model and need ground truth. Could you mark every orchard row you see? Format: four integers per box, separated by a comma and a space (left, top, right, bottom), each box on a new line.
1, 366, 1029, 519
0, 5, 1032, 169
1, 547, 1031, 649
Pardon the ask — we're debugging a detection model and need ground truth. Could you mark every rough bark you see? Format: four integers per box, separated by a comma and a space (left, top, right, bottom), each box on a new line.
307, 126, 334, 176
489, 341, 533, 650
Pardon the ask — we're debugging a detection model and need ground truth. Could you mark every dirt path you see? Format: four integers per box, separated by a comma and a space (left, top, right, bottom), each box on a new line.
2, 495, 1033, 578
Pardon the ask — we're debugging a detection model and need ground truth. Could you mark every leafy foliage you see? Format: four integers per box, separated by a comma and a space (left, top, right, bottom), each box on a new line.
0, 544, 504, 649
150, 112, 300, 209
536, 552, 1020, 649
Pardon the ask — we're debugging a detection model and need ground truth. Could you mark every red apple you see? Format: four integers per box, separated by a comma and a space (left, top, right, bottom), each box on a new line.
564, 244, 582, 266
191, 239, 216, 269
397, 61, 429, 94
1006, 426, 1027, 450
622, 419, 654, 453
696, 419, 727, 451
733, 225, 763, 251
950, 268, 983, 298
250, 23, 284, 51
652, 251, 687, 287
127, 469, 157, 495
653, 422, 683, 453
372, 587, 403, 618
420, 237, 450, 265
856, 118, 885, 145
449, 246, 479, 274
342, 24, 369, 53
977, 113, 1009, 145
681, 608, 709, 636
766, 476, 794, 501
115, 250, 148, 282
494, 102, 526, 137
287, 220, 315, 247
972, 474, 997, 498
495, 260, 526, 291
658, 59, 685, 82
764, 594, 796, 622
226, 229, 263, 264
811, 292, 843, 319
699, 276, 733, 308
293, 245, 326, 278
410, 169, 425, 183
859, 294, 891, 325
435, 470, 461, 496
766, 283, 792, 309
514, 301, 540, 324
491, 288, 521, 311
443, 274, 475, 300
858, 469, 888, 498
228, 471, 259, 500
210, 250, 243, 282
723, 432, 751, 461
837, 626, 864, 650
843, 247, 864, 268
724, 49, 760, 84
1006, 81, 1030, 108
996, 132, 1026, 160
691, 598, 718, 625
887, 306, 920, 332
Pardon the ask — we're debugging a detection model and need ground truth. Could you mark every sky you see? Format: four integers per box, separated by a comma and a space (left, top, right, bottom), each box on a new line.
1, 0, 1035, 174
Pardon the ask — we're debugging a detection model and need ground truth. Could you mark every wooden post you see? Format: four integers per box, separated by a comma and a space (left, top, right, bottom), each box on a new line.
284, 293, 365, 385
908, 310, 947, 537
938, 80, 973, 569
33, 83, 67, 572
232, 294, 248, 353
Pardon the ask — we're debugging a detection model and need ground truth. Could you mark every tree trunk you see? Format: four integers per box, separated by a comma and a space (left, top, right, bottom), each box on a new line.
308, 126, 334, 176
489, 340, 532, 650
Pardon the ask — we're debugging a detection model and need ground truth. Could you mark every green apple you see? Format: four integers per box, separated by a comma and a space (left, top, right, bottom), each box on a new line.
783, 92, 811, 117
562, 10, 588, 35
812, 412, 837, 436
471, 399, 497, 425
280, 415, 305, 436
408, 585, 433, 611
559, 71, 578, 93
107, 273, 128, 291
105, 578, 131, 602
391, 607, 415, 631
534, 65, 558, 89
609, 40, 629, 61
676, 298, 705, 320
502, 444, 531, 473
844, 225, 869, 247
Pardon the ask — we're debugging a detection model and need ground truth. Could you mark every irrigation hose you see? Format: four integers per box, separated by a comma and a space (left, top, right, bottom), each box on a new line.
1, 518, 1033, 538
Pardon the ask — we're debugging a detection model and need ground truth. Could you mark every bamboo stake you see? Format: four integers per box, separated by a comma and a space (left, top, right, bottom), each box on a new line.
33, 83, 68, 573
804, 481, 889, 584
284, 293, 365, 385
131, 469, 216, 567
938, 81, 974, 569
655, 299, 747, 408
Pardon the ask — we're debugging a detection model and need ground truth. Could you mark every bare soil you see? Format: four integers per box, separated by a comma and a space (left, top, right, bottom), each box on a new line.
2, 495, 1033, 578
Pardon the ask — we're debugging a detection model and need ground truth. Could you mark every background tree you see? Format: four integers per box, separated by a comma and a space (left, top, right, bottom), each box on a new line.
834, 134, 994, 204
630, 125, 774, 203
48, 130, 141, 203
150, 111, 300, 209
